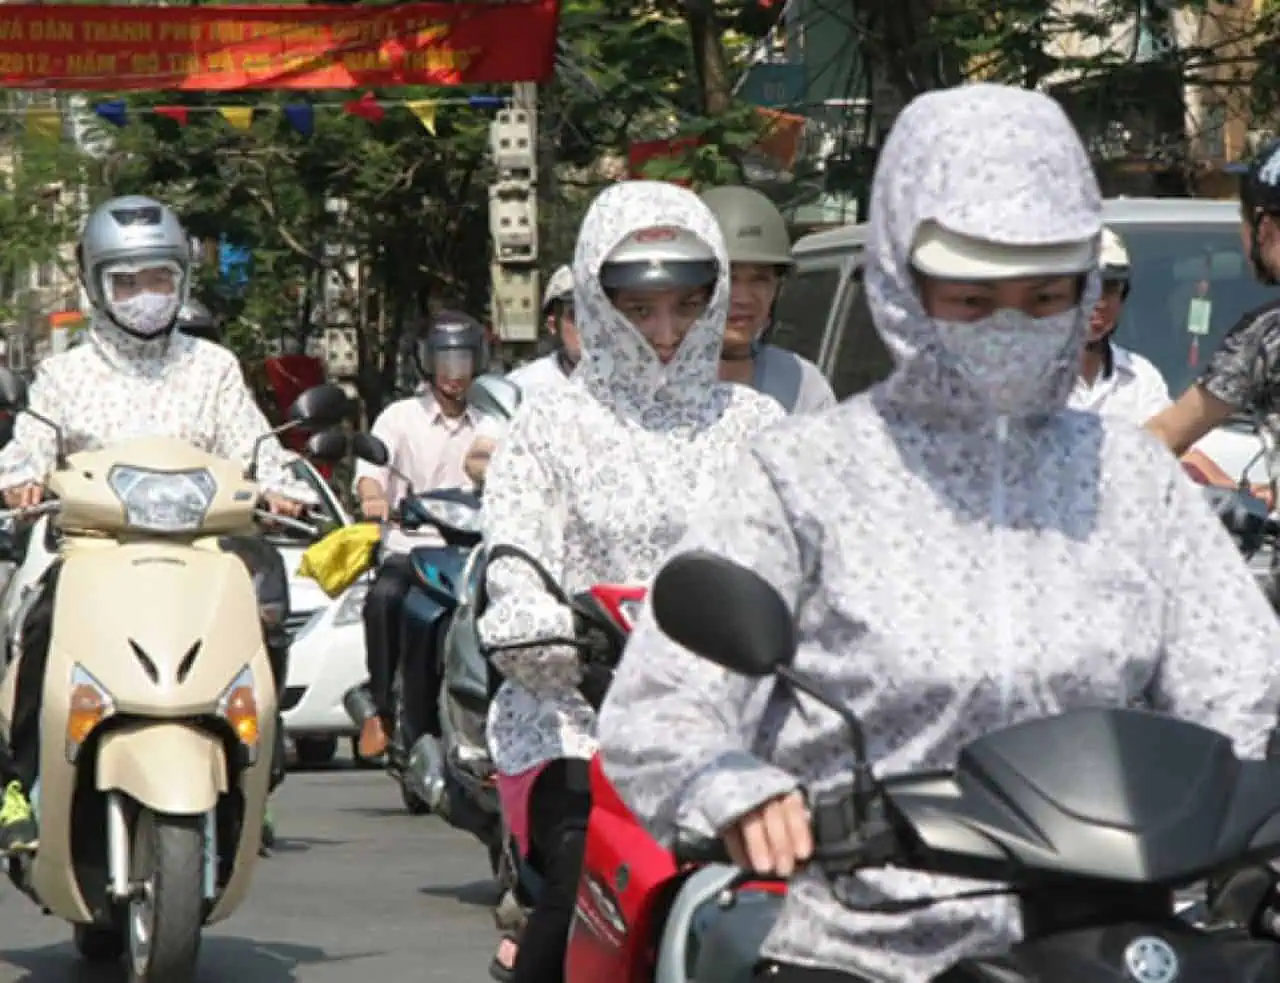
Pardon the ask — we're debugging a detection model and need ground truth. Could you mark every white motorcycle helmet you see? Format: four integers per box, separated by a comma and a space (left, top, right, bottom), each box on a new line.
78, 195, 191, 339
910, 221, 1095, 281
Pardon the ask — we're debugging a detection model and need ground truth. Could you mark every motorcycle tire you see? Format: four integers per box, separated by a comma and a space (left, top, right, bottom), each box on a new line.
126, 810, 204, 983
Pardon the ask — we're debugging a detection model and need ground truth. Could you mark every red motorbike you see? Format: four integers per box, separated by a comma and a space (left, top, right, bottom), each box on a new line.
481, 554, 786, 983
563, 586, 786, 983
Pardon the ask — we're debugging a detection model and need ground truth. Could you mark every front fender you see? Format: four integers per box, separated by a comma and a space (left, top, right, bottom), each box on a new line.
96, 723, 228, 814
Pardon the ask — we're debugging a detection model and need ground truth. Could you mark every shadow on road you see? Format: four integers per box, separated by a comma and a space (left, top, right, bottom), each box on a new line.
0, 937, 379, 982
419, 878, 501, 908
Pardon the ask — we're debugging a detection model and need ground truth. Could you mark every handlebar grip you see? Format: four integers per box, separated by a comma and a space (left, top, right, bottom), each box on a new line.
671, 831, 731, 866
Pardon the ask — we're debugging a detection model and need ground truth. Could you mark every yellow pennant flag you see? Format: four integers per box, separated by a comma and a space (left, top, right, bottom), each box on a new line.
24, 106, 61, 141
405, 99, 437, 136
219, 106, 255, 131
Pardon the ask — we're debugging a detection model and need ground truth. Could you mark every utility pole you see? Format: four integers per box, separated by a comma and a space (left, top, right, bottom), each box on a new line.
488, 82, 540, 358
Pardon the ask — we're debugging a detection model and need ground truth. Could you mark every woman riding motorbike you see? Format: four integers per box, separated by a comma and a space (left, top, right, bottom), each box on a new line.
478, 179, 784, 983
597, 84, 1280, 983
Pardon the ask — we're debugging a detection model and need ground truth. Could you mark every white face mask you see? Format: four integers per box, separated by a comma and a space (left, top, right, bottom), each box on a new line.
111, 291, 181, 338
934, 308, 1080, 417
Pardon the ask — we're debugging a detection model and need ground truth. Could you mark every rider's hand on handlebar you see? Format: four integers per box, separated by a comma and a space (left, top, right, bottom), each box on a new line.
360, 496, 390, 521
263, 493, 305, 518
721, 790, 813, 878
3, 483, 43, 510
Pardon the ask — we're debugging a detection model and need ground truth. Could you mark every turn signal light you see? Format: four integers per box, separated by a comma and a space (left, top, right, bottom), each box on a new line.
224, 685, 259, 746
67, 684, 109, 745
217, 666, 260, 762
65, 665, 115, 762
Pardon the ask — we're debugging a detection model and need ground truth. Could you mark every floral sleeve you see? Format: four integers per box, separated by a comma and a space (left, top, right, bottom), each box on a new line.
211, 357, 317, 504
478, 399, 580, 696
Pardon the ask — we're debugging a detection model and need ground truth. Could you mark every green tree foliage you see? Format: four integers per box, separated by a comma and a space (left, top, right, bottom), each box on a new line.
0, 98, 91, 327
100, 88, 492, 416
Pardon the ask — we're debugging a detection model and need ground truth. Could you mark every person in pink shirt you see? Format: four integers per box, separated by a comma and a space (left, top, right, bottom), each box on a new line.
351, 312, 488, 759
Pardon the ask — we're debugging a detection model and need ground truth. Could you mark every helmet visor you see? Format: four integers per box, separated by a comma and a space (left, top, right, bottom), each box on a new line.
431, 348, 475, 382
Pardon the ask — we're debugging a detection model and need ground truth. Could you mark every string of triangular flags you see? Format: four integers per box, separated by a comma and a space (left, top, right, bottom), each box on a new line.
21, 92, 506, 140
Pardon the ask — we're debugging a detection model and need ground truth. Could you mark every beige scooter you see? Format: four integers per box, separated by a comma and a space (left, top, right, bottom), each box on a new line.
0, 370, 350, 983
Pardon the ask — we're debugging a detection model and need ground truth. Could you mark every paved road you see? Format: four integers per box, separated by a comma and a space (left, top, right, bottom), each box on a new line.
0, 757, 499, 982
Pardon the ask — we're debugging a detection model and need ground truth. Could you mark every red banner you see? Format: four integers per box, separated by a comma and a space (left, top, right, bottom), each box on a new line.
0, 1, 558, 90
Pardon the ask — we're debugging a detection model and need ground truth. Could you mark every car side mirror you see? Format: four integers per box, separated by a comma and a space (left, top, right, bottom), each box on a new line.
290, 384, 351, 429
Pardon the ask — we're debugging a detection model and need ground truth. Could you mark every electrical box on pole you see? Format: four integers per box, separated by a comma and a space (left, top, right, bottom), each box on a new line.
489, 85, 540, 344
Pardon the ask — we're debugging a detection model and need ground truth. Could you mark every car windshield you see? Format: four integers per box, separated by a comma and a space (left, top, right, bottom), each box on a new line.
1116, 221, 1280, 397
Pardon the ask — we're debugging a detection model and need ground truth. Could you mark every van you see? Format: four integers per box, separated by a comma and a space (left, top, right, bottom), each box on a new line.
778, 197, 1280, 482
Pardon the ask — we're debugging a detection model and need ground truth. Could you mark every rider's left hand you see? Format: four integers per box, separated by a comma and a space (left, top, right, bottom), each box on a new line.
264, 493, 305, 518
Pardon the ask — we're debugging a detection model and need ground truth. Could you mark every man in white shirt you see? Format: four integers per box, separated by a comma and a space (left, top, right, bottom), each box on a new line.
1068, 226, 1172, 423
701, 185, 837, 414
463, 267, 580, 485
353, 312, 488, 759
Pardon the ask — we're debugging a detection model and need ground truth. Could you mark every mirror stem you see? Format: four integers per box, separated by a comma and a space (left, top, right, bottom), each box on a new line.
246, 421, 300, 480
24, 409, 66, 469
775, 663, 876, 825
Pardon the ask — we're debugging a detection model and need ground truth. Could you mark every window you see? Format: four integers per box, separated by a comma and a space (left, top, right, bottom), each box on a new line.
1112, 221, 1277, 397
825, 269, 893, 400
771, 266, 840, 363
36, 261, 54, 290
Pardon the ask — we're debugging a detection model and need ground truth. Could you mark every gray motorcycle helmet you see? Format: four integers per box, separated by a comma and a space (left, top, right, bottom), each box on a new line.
417, 310, 489, 377
78, 195, 192, 315
176, 297, 220, 342
700, 185, 793, 269
599, 226, 718, 292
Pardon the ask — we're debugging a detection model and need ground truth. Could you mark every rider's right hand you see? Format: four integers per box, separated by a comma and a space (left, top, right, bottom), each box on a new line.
720, 790, 813, 877
360, 496, 390, 521
3, 483, 43, 510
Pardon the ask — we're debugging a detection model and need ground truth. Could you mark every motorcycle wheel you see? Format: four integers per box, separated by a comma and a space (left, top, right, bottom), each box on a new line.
74, 923, 124, 961
392, 663, 431, 815
127, 809, 204, 983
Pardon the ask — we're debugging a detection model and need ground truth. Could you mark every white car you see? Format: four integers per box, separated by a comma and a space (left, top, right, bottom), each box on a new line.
280, 575, 372, 765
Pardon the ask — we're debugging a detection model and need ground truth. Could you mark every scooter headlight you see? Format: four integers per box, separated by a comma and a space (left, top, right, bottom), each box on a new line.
66, 663, 114, 763
108, 466, 217, 533
217, 666, 260, 762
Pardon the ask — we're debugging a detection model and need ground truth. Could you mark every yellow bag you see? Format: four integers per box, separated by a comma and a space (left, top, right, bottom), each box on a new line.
297, 523, 382, 598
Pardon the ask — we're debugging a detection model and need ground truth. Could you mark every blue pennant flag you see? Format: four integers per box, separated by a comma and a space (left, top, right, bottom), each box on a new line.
283, 103, 314, 138
93, 100, 128, 128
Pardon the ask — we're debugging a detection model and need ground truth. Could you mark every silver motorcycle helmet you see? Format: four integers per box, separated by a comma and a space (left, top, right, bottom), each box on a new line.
598, 226, 719, 292
78, 195, 192, 339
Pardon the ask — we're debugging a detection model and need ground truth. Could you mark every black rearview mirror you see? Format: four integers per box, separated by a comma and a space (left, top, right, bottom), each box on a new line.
304, 428, 350, 463
651, 551, 795, 677
0, 368, 28, 412
352, 433, 390, 467
468, 374, 522, 422
290, 384, 351, 429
